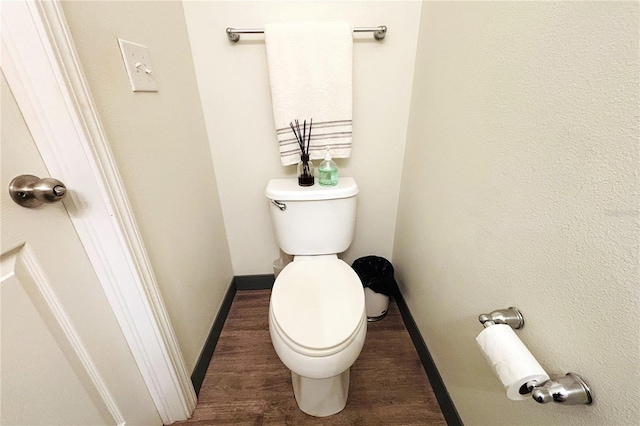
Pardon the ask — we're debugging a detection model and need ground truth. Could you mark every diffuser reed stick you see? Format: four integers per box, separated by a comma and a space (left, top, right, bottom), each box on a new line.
290, 118, 314, 186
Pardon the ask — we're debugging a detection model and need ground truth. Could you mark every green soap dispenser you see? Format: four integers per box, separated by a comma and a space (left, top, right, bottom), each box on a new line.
318, 147, 338, 186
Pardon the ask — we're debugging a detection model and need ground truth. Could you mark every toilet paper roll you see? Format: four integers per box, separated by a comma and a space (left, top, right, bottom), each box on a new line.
476, 324, 549, 401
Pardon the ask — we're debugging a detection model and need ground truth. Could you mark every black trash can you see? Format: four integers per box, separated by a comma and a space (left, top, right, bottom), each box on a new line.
351, 256, 397, 321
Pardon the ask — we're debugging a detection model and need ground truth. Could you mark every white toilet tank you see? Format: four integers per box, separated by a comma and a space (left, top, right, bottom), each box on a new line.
265, 177, 358, 255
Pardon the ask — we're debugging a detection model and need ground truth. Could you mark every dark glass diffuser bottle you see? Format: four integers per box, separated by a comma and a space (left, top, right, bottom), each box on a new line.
297, 154, 315, 186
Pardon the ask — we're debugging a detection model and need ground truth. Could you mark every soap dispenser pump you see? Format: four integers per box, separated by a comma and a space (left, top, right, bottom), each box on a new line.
318, 147, 338, 187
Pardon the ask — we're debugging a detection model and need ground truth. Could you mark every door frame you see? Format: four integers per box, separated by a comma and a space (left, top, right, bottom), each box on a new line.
1, 1, 196, 423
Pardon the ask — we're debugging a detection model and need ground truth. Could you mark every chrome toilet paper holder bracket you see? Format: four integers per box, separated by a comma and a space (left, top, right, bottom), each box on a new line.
478, 307, 593, 405
478, 307, 524, 329
525, 373, 593, 405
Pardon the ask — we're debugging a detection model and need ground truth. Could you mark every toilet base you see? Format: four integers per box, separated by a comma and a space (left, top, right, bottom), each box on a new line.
291, 369, 350, 417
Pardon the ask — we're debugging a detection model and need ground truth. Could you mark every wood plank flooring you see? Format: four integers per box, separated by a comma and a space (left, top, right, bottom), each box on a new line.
176, 290, 446, 425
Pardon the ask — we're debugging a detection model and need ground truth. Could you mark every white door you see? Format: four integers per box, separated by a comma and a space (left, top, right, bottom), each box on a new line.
1, 73, 162, 425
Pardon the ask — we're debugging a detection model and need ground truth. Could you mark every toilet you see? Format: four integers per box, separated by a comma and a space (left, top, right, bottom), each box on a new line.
265, 177, 366, 417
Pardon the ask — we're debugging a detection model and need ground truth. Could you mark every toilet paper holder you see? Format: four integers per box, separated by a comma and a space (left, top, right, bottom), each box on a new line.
478, 307, 593, 405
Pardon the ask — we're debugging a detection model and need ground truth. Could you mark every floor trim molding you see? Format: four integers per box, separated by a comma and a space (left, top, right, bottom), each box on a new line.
191, 279, 237, 396
234, 274, 275, 290
192, 275, 461, 426
392, 285, 463, 426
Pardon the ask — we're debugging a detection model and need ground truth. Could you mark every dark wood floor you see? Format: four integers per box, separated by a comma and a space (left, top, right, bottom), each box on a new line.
177, 290, 446, 425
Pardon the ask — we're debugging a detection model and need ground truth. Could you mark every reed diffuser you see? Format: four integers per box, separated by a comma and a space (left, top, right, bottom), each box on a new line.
290, 119, 314, 186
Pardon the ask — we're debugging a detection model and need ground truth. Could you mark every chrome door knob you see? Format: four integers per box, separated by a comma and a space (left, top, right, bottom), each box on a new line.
9, 175, 67, 208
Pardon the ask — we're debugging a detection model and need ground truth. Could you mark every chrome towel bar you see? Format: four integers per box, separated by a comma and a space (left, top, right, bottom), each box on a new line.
226, 26, 387, 42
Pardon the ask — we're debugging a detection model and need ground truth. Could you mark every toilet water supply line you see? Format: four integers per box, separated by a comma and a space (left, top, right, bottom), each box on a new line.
477, 308, 593, 405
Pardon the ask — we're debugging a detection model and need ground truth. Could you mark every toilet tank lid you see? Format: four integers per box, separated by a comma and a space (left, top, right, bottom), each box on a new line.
265, 177, 358, 201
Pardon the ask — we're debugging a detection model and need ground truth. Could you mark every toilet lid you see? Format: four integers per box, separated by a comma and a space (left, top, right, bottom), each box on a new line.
271, 258, 365, 351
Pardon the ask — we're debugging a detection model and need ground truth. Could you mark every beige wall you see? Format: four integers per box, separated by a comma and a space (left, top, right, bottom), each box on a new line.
61, 1, 234, 373
394, 2, 639, 425
183, 1, 421, 274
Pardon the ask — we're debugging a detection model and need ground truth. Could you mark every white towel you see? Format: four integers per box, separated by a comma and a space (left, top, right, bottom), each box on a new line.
265, 21, 353, 166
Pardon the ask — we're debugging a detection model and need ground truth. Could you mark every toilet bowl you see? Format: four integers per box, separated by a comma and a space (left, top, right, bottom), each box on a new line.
269, 255, 366, 417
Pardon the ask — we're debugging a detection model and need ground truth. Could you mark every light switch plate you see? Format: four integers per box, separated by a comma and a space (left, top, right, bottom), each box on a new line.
118, 38, 158, 92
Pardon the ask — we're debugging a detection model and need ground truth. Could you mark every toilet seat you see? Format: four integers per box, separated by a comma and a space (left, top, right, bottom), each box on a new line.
271, 257, 365, 356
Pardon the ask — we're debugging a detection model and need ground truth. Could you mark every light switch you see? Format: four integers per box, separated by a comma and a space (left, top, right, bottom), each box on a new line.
118, 38, 158, 92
